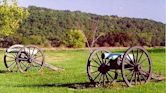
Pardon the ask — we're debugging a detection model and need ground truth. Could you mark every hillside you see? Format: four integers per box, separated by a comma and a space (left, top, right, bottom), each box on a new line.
0, 6, 165, 47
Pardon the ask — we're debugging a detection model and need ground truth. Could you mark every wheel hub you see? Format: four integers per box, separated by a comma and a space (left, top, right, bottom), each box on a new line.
98, 63, 110, 74
134, 64, 141, 72
28, 58, 33, 63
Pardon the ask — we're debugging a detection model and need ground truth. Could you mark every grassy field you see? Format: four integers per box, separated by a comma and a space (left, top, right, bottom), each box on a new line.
0, 48, 165, 93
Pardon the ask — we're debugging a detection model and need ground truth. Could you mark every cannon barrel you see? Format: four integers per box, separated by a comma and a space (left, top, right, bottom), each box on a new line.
6, 44, 38, 55
102, 52, 133, 61
6, 44, 24, 53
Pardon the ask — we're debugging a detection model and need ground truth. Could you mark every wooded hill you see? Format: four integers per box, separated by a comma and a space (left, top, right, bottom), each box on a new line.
0, 6, 165, 48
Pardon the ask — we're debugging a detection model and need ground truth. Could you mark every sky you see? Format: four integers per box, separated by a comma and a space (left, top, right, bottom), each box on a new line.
18, 0, 166, 23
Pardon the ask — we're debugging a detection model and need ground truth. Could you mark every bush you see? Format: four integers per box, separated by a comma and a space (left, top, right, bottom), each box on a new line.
64, 29, 86, 48
22, 35, 49, 46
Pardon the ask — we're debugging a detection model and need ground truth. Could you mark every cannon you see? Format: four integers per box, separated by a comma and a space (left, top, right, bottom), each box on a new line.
87, 46, 152, 87
4, 45, 45, 73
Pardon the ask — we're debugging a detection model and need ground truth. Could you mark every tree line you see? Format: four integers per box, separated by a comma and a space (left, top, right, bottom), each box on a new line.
0, 6, 165, 48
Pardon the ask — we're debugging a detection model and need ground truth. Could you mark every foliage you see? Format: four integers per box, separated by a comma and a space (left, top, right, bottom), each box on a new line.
0, 6, 165, 47
64, 29, 86, 48
22, 35, 50, 47
0, 0, 29, 36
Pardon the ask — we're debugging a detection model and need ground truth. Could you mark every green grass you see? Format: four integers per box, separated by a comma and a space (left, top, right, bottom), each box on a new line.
0, 48, 165, 93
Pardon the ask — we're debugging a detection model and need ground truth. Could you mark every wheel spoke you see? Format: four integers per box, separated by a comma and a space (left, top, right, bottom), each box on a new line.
103, 74, 105, 85
139, 58, 148, 65
137, 72, 141, 84
33, 59, 43, 65
6, 55, 15, 59
34, 50, 39, 56
20, 62, 27, 68
137, 50, 143, 63
124, 58, 134, 66
139, 71, 147, 82
7, 53, 16, 59
106, 72, 113, 79
139, 69, 148, 76
34, 55, 43, 59
20, 62, 27, 71
32, 48, 39, 58
8, 62, 16, 68
6, 60, 15, 63
92, 58, 100, 65
127, 54, 134, 65
90, 65, 98, 68
31, 47, 35, 57
91, 70, 98, 74
105, 73, 109, 82
98, 74, 102, 83
11, 63, 17, 71
96, 53, 102, 64
28, 48, 31, 57
130, 72, 135, 83
93, 72, 101, 81
11, 53, 16, 57
125, 67, 134, 70
136, 49, 139, 63
126, 70, 134, 78
132, 50, 135, 63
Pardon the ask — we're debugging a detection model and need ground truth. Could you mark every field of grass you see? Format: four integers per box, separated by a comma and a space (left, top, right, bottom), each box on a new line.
0, 48, 165, 93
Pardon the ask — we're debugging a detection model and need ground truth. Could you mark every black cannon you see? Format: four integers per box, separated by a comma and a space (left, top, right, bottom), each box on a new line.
87, 46, 152, 87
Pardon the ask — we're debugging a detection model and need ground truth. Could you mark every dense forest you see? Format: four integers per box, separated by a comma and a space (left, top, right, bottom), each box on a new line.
0, 6, 165, 48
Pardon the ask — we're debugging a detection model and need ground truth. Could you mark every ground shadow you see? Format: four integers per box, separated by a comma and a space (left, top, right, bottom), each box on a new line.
43, 82, 95, 89
15, 82, 96, 89
14, 78, 165, 89
15, 80, 127, 89
0, 70, 10, 73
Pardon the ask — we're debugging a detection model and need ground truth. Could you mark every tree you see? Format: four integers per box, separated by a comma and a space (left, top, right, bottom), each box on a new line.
81, 19, 105, 51
0, 5, 165, 47
64, 29, 86, 48
0, 0, 29, 36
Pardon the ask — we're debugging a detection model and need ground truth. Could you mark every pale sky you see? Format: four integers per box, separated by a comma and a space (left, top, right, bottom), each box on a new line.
18, 0, 166, 23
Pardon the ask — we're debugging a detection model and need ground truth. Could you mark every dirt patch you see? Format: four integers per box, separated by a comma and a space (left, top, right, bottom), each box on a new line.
57, 79, 165, 89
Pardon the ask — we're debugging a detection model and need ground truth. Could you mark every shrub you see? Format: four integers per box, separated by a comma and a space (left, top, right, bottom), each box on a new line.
64, 29, 86, 48
22, 35, 48, 46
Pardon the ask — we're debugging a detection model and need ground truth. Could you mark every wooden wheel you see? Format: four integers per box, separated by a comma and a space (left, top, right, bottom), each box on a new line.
121, 46, 152, 87
87, 49, 118, 86
16, 45, 45, 73
4, 45, 24, 72
4, 52, 18, 72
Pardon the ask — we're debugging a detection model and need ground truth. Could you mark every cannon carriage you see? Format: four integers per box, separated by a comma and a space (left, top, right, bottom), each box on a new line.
87, 46, 152, 87
4, 45, 45, 73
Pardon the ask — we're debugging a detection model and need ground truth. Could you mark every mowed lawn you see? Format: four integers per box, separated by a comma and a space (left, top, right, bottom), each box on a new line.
0, 48, 165, 93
